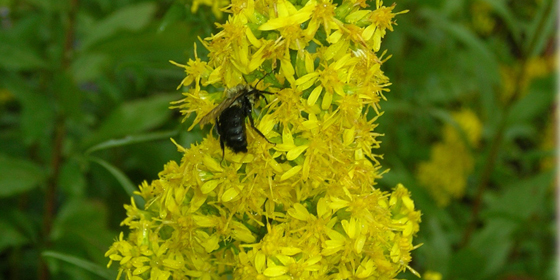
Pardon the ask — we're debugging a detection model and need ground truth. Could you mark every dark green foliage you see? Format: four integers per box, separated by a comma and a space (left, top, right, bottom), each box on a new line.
0, 0, 211, 279
378, 0, 556, 279
0, 0, 555, 279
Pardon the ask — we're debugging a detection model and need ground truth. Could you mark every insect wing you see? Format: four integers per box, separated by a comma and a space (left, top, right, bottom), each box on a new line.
198, 90, 247, 126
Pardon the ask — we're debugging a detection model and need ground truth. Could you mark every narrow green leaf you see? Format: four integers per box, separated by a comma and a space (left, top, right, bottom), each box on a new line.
158, 3, 186, 33
480, 0, 520, 43
448, 248, 487, 279
469, 218, 516, 277
71, 53, 110, 83
53, 71, 84, 120
429, 108, 474, 151
0, 218, 29, 251
86, 130, 178, 154
2, 73, 55, 144
483, 170, 554, 221
82, 2, 157, 50
0, 154, 46, 197
526, 0, 555, 57
0, 35, 47, 70
59, 158, 87, 197
83, 93, 175, 148
42, 251, 117, 280
89, 157, 144, 208
507, 75, 555, 124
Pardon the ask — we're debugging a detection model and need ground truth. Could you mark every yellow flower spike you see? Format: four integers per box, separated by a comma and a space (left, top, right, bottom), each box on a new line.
286, 145, 309, 161
222, 187, 241, 202
355, 258, 375, 278
295, 72, 320, 87
372, 28, 385, 52
343, 127, 356, 146
259, 0, 317, 31
355, 234, 366, 254
188, 191, 207, 213
201, 179, 221, 194
109, 1, 418, 279
321, 91, 333, 110
263, 266, 288, 277
307, 85, 323, 106
269, 158, 284, 173
192, 215, 217, 227
327, 30, 343, 44
281, 246, 302, 255
280, 57, 296, 85
202, 154, 224, 172
304, 52, 315, 74
245, 27, 262, 48
280, 165, 302, 181
288, 203, 311, 220
346, 10, 370, 23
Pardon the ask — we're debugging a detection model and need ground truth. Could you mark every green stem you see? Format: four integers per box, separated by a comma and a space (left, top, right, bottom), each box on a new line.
460, 0, 554, 246
38, 0, 78, 279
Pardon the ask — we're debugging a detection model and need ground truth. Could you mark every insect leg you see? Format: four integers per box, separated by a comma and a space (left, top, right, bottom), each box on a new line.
247, 113, 273, 144
216, 119, 226, 163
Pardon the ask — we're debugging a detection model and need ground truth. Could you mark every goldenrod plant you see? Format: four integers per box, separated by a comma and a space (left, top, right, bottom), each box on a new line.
417, 109, 482, 207
106, 0, 421, 279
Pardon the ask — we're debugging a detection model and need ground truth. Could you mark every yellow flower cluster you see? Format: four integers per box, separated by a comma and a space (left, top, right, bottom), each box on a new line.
470, 1, 495, 36
500, 54, 556, 102
191, 0, 230, 19
417, 109, 482, 207
106, 0, 421, 279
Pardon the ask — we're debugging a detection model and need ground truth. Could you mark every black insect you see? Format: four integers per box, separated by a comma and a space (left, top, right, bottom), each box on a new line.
199, 81, 273, 160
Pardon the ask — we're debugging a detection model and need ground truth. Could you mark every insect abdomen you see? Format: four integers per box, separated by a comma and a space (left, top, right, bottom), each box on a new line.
217, 105, 248, 153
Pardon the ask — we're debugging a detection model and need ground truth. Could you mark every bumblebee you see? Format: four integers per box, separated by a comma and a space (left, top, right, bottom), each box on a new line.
199, 83, 273, 159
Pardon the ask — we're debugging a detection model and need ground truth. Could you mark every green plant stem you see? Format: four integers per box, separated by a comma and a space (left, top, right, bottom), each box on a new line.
38, 0, 78, 279
461, 0, 554, 246
39, 122, 66, 280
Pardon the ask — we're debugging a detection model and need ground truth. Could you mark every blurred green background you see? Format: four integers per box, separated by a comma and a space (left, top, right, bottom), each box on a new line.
0, 0, 556, 279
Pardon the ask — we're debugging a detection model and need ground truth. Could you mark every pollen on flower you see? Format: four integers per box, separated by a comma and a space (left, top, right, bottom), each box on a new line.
107, 0, 419, 279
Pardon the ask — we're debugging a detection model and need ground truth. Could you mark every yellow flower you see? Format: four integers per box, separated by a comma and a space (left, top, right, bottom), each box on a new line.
417, 109, 482, 207
191, 0, 230, 19
423, 270, 443, 280
108, 0, 419, 279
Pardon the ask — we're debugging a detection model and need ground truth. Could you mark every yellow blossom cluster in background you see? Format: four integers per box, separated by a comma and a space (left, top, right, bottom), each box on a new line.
191, 0, 230, 19
417, 109, 482, 207
422, 270, 442, 280
470, 1, 495, 36
500, 54, 556, 102
106, 0, 421, 279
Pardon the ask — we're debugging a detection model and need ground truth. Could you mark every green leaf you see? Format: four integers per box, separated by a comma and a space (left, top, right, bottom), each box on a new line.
0, 218, 29, 251
480, 0, 520, 43
89, 157, 144, 208
0, 35, 47, 70
83, 93, 175, 148
2, 73, 55, 144
526, 0, 555, 57
428, 108, 474, 150
86, 129, 178, 154
469, 218, 516, 277
59, 158, 87, 197
422, 217, 452, 276
448, 248, 487, 279
0, 154, 46, 197
158, 3, 187, 33
81, 2, 158, 50
53, 71, 84, 120
507, 75, 555, 124
42, 251, 117, 280
71, 53, 111, 83
483, 171, 554, 221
